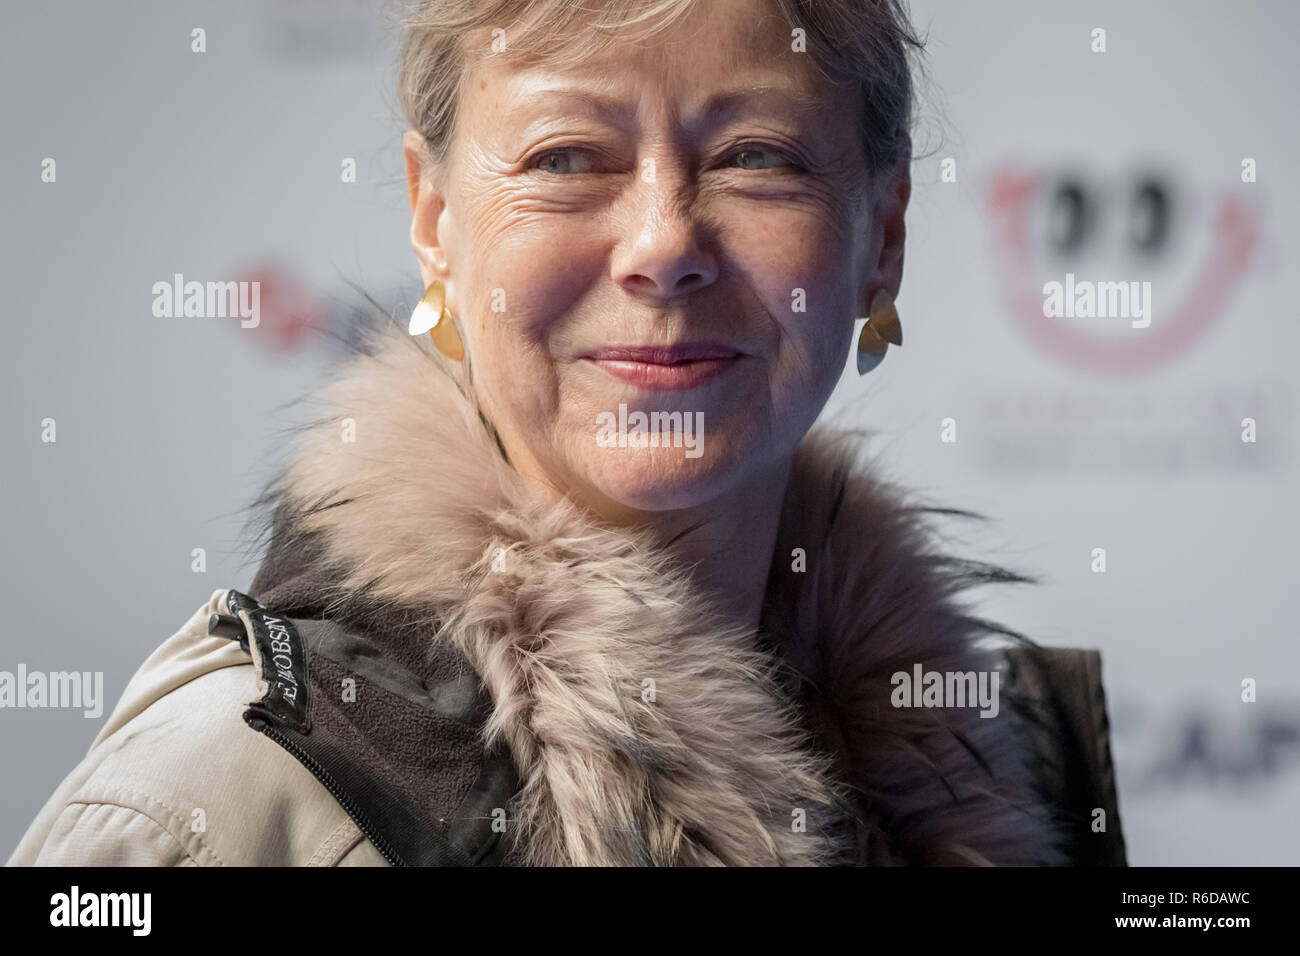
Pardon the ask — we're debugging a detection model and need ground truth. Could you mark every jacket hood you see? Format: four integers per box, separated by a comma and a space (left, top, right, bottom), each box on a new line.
244, 314, 1070, 866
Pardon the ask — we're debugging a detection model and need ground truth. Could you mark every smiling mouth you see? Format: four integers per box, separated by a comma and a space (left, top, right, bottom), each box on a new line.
584, 344, 741, 390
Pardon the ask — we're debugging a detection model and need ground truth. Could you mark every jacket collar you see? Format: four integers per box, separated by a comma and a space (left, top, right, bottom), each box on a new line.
247, 317, 1067, 865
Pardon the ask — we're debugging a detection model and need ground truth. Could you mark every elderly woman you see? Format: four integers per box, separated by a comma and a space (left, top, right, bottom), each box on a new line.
9, 0, 1124, 867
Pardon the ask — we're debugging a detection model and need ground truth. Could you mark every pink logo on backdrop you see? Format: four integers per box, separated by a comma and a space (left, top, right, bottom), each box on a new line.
987, 165, 1261, 376
236, 263, 329, 352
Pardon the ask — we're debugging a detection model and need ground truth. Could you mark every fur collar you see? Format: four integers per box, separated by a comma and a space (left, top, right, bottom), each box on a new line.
250, 317, 1067, 866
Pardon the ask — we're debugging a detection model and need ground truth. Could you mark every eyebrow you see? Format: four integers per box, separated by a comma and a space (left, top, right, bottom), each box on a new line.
510, 84, 831, 131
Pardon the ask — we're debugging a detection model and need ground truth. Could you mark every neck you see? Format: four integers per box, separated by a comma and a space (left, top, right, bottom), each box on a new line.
665, 460, 793, 632
522, 456, 794, 636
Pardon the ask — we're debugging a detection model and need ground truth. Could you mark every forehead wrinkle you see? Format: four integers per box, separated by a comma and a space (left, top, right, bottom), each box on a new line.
503, 85, 637, 131
500, 81, 837, 137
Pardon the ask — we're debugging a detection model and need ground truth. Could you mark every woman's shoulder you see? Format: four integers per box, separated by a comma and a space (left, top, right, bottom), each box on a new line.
6, 589, 387, 867
1001, 644, 1128, 865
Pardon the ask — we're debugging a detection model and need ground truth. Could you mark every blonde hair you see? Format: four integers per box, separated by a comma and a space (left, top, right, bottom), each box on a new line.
398, 0, 926, 186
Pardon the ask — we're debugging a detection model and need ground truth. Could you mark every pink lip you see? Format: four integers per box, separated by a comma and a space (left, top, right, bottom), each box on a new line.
585, 343, 741, 390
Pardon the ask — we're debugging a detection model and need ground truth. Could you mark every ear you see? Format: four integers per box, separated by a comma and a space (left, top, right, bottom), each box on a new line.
403, 129, 448, 289
861, 149, 911, 312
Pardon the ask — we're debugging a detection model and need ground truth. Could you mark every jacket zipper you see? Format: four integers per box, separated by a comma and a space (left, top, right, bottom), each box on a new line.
248, 715, 406, 867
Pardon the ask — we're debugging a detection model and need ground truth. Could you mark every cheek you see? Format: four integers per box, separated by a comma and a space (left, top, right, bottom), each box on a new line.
452, 191, 608, 457
465, 300, 563, 459
455, 153, 595, 337
723, 204, 859, 409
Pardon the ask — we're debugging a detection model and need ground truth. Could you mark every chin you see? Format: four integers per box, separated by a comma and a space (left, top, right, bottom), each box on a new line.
580, 444, 748, 514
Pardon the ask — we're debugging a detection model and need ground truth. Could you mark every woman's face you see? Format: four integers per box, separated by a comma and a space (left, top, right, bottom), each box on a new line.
405, 0, 909, 519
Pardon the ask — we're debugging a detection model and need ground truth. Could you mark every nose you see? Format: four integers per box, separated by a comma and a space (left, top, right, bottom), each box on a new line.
612, 174, 719, 302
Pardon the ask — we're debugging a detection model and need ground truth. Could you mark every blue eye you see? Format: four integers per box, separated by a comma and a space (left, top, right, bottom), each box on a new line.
529, 148, 596, 175
726, 144, 800, 171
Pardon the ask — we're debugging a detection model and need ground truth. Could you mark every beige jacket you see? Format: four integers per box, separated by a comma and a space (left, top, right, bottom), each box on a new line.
7, 588, 388, 867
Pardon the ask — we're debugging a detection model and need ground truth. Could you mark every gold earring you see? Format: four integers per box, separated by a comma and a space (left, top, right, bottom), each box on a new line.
856, 289, 902, 375
408, 279, 464, 362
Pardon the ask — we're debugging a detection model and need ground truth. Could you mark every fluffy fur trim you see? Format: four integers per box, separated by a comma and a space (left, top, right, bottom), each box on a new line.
255, 318, 1067, 866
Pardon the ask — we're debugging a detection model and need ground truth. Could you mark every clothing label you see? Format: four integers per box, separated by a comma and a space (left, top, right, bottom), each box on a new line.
229, 590, 313, 734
